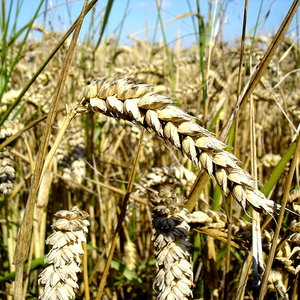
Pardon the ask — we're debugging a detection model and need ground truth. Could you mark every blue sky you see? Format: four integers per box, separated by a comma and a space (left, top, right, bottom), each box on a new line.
11, 0, 299, 47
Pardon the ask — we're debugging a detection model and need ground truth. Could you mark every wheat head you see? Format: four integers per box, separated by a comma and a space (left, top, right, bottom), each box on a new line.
0, 121, 23, 196
151, 187, 193, 300
78, 76, 280, 215
38, 206, 89, 300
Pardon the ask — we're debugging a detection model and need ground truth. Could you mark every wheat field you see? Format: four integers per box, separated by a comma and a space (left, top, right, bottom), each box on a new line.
0, 1, 300, 299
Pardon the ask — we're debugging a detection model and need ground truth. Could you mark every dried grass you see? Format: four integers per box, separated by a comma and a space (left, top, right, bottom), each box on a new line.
0, 3, 299, 298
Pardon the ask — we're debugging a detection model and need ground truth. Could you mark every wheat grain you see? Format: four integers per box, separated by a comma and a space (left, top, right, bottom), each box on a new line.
79, 76, 280, 215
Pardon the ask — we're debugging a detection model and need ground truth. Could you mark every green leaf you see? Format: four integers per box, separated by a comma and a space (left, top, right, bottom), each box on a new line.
0, 256, 46, 282
261, 141, 297, 197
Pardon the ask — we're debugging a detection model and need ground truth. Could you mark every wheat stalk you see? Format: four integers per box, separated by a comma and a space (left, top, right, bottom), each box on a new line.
78, 76, 279, 215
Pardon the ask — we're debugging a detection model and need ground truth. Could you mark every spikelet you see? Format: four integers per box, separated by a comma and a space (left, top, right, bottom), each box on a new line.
175, 81, 202, 104
268, 270, 288, 300
151, 187, 193, 300
288, 91, 300, 122
275, 240, 300, 276
79, 76, 280, 215
123, 239, 137, 271
0, 120, 22, 196
188, 208, 253, 245
0, 90, 22, 114
135, 166, 196, 197
55, 117, 86, 187
288, 220, 300, 244
288, 247, 300, 275
115, 61, 166, 79
68, 118, 86, 185
55, 134, 72, 182
260, 153, 282, 168
0, 148, 15, 196
127, 165, 196, 225
38, 206, 89, 300
175, 55, 198, 67
127, 123, 154, 163
0, 120, 21, 140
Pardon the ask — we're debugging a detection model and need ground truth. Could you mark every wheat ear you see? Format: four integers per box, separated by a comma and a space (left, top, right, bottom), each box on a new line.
135, 166, 196, 197
151, 187, 193, 300
79, 76, 279, 215
0, 121, 23, 196
38, 206, 89, 300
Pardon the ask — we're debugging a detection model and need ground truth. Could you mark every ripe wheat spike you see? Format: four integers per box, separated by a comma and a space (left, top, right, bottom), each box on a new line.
0, 121, 23, 196
38, 207, 89, 300
151, 187, 193, 300
135, 165, 196, 197
78, 76, 280, 215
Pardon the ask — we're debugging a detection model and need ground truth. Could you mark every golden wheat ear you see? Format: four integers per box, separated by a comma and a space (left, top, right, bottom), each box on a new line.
150, 187, 194, 300
38, 207, 89, 300
0, 121, 23, 196
77, 76, 284, 216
